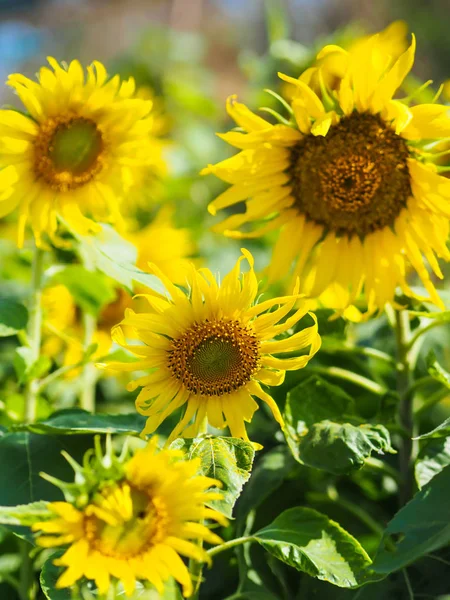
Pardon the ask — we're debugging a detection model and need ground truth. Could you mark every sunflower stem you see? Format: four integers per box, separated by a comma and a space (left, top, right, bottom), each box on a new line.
24, 244, 45, 423
206, 536, 256, 559
306, 365, 387, 396
189, 553, 205, 599
394, 309, 417, 506
80, 310, 97, 412
19, 540, 35, 600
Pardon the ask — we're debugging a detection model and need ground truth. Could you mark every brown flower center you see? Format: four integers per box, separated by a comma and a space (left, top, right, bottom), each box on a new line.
84, 484, 168, 559
167, 319, 260, 396
34, 116, 104, 191
289, 112, 412, 236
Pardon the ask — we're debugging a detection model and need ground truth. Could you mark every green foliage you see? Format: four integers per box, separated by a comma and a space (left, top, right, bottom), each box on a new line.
254, 507, 375, 588
372, 465, 450, 574
13, 347, 51, 384
0, 502, 50, 527
172, 436, 255, 517
414, 416, 450, 439
283, 376, 394, 474
415, 436, 450, 488
40, 552, 71, 600
49, 265, 117, 316
427, 350, 450, 388
0, 300, 28, 337
13, 408, 146, 436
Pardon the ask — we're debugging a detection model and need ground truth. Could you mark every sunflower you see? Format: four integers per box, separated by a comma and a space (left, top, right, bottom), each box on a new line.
32, 437, 225, 597
104, 250, 320, 443
202, 32, 450, 319
125, 206, 198, 286
0, 58, 158, 246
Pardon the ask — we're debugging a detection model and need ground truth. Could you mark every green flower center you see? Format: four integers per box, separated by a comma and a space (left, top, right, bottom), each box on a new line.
49, 119, 102, 175
168, 319, 260, 396
34, 115, 104, 191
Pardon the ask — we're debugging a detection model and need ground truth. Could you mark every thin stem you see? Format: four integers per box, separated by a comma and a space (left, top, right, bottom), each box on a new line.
206, 536, 256, 559
80, 311, 97, 412
307, 366, 387, 396
405, 376, 439, 400
24, 245, 45, 423
415, 387, 449, 417
322, 344, 396, 366
19, 540, 34, 600
403, 568, 414, 600
394, 310, 417, 506
364, 457, 400, 482
407, 318, 448, 351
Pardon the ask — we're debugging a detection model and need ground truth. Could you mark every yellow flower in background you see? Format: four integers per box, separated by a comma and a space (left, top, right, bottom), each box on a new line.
105, 250, 320, 444
32, 437, 225, 597
126, 206, 198, 286
0, 58, 159, 246
203, 32, 450, 320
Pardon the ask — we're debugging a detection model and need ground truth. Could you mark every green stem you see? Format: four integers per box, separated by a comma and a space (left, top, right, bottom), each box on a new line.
322, 344, 395, 365
37, 363, 81, 391
190, 555, 204, 600
24, 245, 45, 423
206, 536, 256, 559
404, 375, 438, 400
19, 540, 34, 600
394, 310, 417, 506
364, 457, 400, 482
307, 366, 387, 396
80, 311, 97, 412
407, 318, 448, 351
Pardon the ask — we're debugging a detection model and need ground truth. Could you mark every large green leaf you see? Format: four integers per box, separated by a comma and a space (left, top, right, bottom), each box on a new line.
372, 464, 450, 573
0, 502, 50, 526
415, 436, 450, 488
76, 224, 166, 293
49, 265, 117, 316
254, 507, 374, 588
0, 431, 95, 506
40, 552, 71, 600
171, 436, 255, 518
0, 299, 28, 337
236, 445, 295, 524
13, 408, 146, 436
283, 377, 393, 474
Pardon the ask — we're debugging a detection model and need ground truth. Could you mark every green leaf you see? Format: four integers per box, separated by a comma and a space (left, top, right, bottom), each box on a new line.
236, 445, 295, 524
0, 299, 28, 337
13, 347, 52, 384
0, 432, 95, 506
415, 437, 450, 488
40, 552, 71, 600
254, 507, 374, 588
171, 436, 255, 518
283, 377, 393, 474
50, 265, 117, 316
408, 309, 450, 320
0, 554, 21, 575
372, 464, 450, 574
0, 502, 50, 526
414, 417, 450, 440
427, 350, 450, 389
12, 408, 146, 436
76, 224, 166, 294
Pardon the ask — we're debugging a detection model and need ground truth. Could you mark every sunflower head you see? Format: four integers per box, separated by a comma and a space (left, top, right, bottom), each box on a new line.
203, 29, 450, 319
0, 58, 161, 246
33, 436, 225, 597
104, 249, 320, 444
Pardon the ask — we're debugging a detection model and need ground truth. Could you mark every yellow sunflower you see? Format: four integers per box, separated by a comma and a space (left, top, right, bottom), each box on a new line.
32, 437, 225, 597
0, 58, 158, 246
104, 250, 320, 443
202, 33, 450, 319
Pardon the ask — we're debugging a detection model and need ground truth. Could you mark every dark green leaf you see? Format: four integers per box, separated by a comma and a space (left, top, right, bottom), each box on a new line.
0, 299, 28, 337
415, 437, 450, 488
50, 265, 117, 316
283, 377, 393, 474
0, 502, 50, 526
414, 417, 450, 440
254, 507, 374, 588
0, 432, 95, 506
171, 436, 255, 518
12, 408, 146, 436
372, 465, 450, 573
40, 552, 71, 600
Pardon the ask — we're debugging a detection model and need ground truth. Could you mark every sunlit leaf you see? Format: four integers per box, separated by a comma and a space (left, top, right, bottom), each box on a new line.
415, 436, 450, 488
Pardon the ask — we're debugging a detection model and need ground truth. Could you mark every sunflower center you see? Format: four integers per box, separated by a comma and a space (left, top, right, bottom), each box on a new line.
84, 485, 167, 559
167, 319, 260, 396
289, 112, 411, 236
34, 116, 104, 191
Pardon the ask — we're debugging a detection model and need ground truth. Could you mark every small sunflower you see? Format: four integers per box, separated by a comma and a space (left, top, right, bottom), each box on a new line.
32, 437, 225, 597
0, 58, 158, 246
202, 32, 450, 319
105, 250, 320, 443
